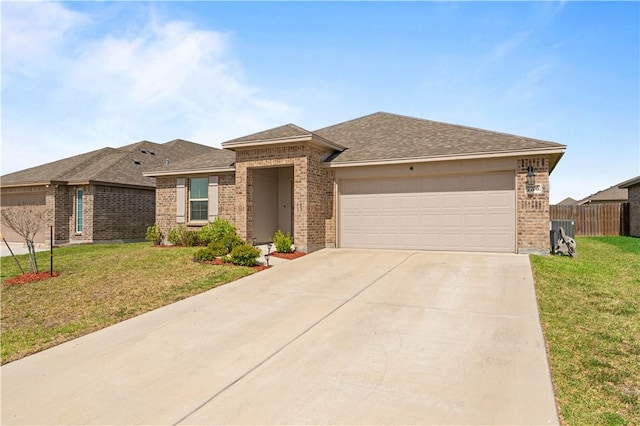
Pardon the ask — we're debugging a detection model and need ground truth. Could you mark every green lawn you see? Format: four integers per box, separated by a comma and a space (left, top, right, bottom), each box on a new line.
1, 242, 255, 364
531, 236, 640, 425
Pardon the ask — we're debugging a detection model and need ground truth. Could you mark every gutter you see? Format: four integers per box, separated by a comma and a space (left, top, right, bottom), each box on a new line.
325, 147, 567, 171
144, 167, 236, 177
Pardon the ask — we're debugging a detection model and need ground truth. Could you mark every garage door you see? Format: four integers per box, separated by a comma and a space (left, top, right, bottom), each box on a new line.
339, 172, 515, 252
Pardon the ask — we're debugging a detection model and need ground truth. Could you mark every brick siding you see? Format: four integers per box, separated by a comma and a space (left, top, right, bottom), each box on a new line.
516, 157, 551, 254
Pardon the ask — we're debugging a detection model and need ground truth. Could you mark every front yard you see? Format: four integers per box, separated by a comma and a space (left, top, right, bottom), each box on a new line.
1, 242, 255, 364
531, 236, 640, 425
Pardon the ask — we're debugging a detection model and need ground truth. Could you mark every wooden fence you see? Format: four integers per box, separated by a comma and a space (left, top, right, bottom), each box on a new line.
550, 203, 630, 236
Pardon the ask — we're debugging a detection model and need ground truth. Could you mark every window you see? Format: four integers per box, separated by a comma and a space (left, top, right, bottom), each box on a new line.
76, 188, 84, 233
189, 178, 208, 221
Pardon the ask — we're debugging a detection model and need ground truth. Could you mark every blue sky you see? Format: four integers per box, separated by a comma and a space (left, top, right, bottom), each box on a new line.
2, 1, 638, 203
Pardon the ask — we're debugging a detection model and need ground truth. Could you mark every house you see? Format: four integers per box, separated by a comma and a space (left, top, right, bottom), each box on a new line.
556, 197, 578, 206
619, 175, 640, 237
576, 184, 628, 205
1, 140, 222, 246
145, 112, 566, 254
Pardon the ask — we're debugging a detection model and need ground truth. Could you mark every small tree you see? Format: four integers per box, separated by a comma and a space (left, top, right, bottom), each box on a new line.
1, 206, 45, 273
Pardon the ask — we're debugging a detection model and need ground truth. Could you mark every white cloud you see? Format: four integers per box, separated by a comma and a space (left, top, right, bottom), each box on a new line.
1, 2, 297, 175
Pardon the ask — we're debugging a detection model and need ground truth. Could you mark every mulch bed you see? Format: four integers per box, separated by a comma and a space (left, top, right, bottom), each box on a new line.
4, 272, 61, 285
270, 251, 306, 260
202, 257, 270, 271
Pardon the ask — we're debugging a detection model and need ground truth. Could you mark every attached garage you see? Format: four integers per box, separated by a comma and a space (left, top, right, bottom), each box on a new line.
0, 188, 49, 244
339, 171, 516, 253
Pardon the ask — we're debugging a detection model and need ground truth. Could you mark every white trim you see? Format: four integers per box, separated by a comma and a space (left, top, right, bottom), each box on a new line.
144, 167, 235, 177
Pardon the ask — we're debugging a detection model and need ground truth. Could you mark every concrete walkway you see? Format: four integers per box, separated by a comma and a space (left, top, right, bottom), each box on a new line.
1, 249, 558, 425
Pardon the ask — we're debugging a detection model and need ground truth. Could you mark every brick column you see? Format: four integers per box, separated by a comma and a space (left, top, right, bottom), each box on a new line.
516, 157, 550, 254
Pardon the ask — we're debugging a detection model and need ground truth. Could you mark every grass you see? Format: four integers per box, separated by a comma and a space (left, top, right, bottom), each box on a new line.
1, 242, 255, 364
531, 236, 640, 425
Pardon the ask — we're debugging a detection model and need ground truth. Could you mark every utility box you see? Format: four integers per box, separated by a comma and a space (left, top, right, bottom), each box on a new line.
550, 220, 575, 253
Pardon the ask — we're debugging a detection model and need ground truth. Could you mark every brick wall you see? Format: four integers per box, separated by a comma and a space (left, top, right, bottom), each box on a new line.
69, 185, 93, 242
628, 184, 640, 237
92, 185, 156, 241
219, 173, 236, 223
155, 177, 177, 238
516, 157, 551, 254
325, 169, 337, 248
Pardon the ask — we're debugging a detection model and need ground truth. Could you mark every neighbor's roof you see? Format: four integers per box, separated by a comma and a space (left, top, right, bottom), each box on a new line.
619, 175, 640, 188
1, 139, 218, 188
556, 197, 578, 206
315, 112, 566, 169
577, 183, 628, 204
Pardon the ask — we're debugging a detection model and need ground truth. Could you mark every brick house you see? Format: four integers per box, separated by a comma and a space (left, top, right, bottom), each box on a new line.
1, 140, 221, 245
146, 112, 566, 254
619, 176, 640, 237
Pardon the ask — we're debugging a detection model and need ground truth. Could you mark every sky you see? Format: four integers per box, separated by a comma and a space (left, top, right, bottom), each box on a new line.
1, 1, 638, 204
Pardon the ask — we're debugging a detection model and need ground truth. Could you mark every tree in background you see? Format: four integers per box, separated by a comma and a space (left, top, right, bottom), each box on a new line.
1, 206, 45, 273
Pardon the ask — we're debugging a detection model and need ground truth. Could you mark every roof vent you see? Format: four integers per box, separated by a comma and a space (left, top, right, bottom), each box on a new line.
149, 151, 155, 155
140, 149, 147, 154
133, 159, 142, 165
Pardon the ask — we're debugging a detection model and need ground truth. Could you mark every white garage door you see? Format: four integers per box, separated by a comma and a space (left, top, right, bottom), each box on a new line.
339, 172, 515, 252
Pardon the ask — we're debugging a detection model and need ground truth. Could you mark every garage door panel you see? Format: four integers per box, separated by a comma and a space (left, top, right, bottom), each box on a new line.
339, 172, 515, 253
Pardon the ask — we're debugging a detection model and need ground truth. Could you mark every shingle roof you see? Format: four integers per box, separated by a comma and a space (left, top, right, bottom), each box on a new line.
1, 139, 219, 188
619, 175, 640, 188
315, 112, 565, 165
556, 197, 578, 206
147, 148, 236, 175
224, 124, 312, 145
578, 184, 628, 204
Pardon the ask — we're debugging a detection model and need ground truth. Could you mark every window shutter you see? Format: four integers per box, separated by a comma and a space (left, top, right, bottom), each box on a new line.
176, 178, 186, 223
208, 176, 219, 221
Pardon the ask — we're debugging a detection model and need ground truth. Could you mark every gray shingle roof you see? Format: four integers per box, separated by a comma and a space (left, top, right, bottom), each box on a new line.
315, 112, 565, 164
1, 139, 219, 188
148, 148, 236, 175
223, 124, 312, 145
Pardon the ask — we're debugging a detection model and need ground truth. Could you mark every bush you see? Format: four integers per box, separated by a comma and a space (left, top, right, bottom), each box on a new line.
193, 247, 216, 262
167, 224, 201, 247
145, 224, 163, 245
273, 230, 294, 253
207, 241, 229, 257
199, 218, 237, 245
229, 243, 261, 267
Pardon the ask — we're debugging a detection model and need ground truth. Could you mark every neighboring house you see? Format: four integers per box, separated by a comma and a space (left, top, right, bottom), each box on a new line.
1, 140, 221, 246
556, 197, 578, 206
619, 175, 640, 237
576, 184, 628, 205
146, 112, 566, 254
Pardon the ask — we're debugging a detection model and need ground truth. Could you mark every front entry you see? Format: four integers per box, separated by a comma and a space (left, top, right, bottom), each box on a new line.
252, 167, 294, 244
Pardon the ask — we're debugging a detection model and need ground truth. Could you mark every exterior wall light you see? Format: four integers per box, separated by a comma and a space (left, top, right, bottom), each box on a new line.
527, 165, 535, 186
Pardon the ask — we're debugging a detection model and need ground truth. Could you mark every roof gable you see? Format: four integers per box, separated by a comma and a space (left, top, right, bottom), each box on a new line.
223, 124, 312, 145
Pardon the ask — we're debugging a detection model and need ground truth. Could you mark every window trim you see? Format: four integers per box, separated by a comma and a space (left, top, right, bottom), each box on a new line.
76, 188, 84, 234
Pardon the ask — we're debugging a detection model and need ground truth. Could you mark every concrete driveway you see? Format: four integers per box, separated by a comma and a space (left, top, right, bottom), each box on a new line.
1, 249, 558, 425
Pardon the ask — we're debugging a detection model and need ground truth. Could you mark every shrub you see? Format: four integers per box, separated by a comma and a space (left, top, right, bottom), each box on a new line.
273, 230, 294, 253
207, 241, 229, 257
229, 243, 261, 267
167, 224, 201, 247
193, 247, 216, 262
145, 224, 163, 245
199, 218, 237, 246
